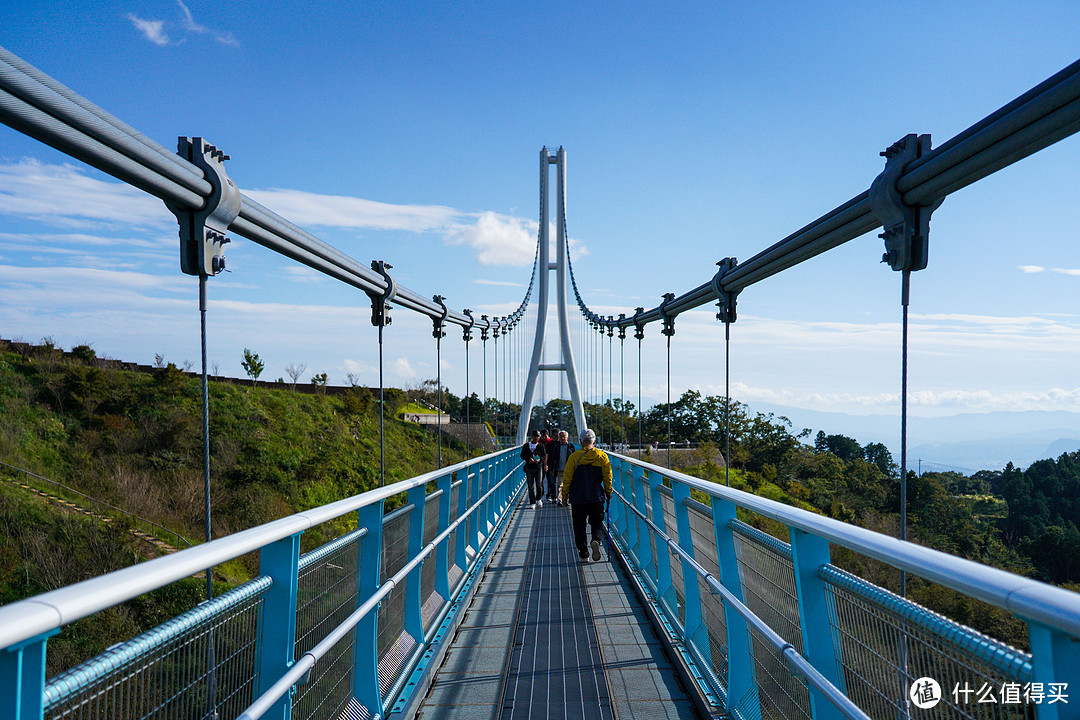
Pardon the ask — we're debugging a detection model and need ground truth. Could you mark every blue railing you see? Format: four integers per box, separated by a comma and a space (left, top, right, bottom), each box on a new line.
605, 452, 1080, 720
0, 447, 524, 720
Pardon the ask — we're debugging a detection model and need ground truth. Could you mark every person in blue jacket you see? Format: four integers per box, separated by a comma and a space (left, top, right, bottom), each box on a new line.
559, 429, 613, 561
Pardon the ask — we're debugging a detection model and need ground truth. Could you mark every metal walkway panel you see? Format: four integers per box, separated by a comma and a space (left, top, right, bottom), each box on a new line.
416, 499, 701, 720
500, 501, 612, 720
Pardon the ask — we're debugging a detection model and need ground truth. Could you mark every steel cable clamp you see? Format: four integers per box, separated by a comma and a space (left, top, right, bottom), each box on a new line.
463, 309, 475, 343
713, 257, 739, 324
617, 313, 627, 341
167, 137, 240, 277
632, 307, 646, 341
658, 293, 676, 337
432, 295, 448, 339
606, 316, 615, 337
869, 134, 944, 272
368, 260, 396, 327
480, 315, 489, 342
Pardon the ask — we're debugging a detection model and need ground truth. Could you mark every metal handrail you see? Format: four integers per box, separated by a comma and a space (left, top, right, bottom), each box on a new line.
614, 487, 873, 720
236, 462, 520, 720
0, 447, 520, 651
608, 451, 1080, 641
0, 459, 193, 550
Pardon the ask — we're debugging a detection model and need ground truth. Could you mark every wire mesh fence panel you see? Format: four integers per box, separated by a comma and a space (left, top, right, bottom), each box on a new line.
44, 578, 268, 720
291, 531, 363, 720
377, 509, 414, 700
638, 474, 659, 589
421, 491, 447, 634
730, 521, 803, 654
448, 479, 462, 590
823, 566, 1035, 720
658, 487, 686, 626
746, 625, 813, 720
292, 626, 357, 720
687, 502, 729, 689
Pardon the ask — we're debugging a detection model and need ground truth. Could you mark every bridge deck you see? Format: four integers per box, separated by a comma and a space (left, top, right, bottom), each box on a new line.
415, 498, 700, 720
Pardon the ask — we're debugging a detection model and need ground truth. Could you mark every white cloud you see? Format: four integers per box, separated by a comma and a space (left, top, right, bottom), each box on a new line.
0, 160, 172, 227
393, 357, 415, 378
283, 266, 328, 283
474, 279, 524, 287
1019, 265, 1045, 273
1052, 267, 1080, 276
176, 0, 238, 45
0, 160, 553, 270
125, 14, 170, 46
690, 382, 1080, 415
446, 211, 537, 266
127, 3, 237, 47
245, 188, 459, 232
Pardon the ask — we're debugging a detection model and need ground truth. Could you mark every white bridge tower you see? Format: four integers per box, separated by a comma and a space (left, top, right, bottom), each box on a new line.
515, 147, 587, 443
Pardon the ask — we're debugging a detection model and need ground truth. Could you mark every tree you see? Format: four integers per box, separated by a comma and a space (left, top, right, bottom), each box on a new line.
285, 362, 306, 390
863, 442, 898, 478
241, 349, 264, 386
310, 372, 328, 393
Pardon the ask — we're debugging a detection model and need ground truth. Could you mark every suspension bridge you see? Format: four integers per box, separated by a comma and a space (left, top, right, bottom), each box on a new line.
1, 42, 1079, 720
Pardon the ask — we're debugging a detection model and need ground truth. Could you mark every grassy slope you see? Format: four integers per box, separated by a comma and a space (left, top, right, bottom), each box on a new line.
0, 343, 471, 675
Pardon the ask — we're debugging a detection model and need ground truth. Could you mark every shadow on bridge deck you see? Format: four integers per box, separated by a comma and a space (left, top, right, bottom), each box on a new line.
415, 498, 701, 720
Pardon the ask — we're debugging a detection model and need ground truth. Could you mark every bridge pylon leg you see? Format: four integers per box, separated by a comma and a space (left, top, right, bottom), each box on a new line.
515, 147, 586, 443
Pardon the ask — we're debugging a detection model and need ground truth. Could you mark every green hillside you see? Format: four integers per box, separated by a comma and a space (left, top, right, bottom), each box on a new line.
0, 339, 472, 674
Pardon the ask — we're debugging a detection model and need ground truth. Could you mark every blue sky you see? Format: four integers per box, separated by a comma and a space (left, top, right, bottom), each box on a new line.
0, 1, 1078, 423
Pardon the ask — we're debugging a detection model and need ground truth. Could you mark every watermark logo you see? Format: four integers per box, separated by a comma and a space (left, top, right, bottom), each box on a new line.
910, 678, 942, 709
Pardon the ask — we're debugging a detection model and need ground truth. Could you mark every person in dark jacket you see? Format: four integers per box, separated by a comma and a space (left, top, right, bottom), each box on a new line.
559, 429, 613, 561
549, 430, 576, 505
543, 429, 562, 501
521, 430, 547, 508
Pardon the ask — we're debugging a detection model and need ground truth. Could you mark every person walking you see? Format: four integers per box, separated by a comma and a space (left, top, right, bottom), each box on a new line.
521, 430, 547, 509
559, 429, 612, 561
549, 430, 576, 505
543, 429, 562, 502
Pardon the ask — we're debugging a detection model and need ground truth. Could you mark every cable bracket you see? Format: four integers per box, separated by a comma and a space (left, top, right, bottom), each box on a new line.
712, 257, 739, 324
368, 260, 396, 327
606, 316, 615, 337
633, 307, 646, 341
659, 293, 676, 337
463, 309, 475, 342
617, 313, 627, 341
432, 295, 448, 339
480, 315, 489, 342
869, 133, 943, 272
168, 137, 240, 277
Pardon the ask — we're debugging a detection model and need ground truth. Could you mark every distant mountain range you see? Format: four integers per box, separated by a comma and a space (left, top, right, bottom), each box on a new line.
750, 405, 1080, 473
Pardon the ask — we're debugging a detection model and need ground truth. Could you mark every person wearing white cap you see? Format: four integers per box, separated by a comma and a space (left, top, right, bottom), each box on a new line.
558, 429, 613, 561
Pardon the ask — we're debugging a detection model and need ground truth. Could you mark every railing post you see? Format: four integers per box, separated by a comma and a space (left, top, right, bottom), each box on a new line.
673, 482, 711, 661
472, 465, 484, 557
617, 462, 636, 551
0, 631, 56, 720
256, 532, 302, 720
712, 498, 760, 717
1027, 621, 1080, 720
648, 472, 675, 618
435, 473, 452, 600
631, 464, 654, 585
456, 470, 469, 573
789, 528, 844, 720
404, 484, 427, 642
353, 502, 384, 714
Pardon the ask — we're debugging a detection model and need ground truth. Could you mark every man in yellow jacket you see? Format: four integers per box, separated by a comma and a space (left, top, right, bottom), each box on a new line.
559, 429, 613, 561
